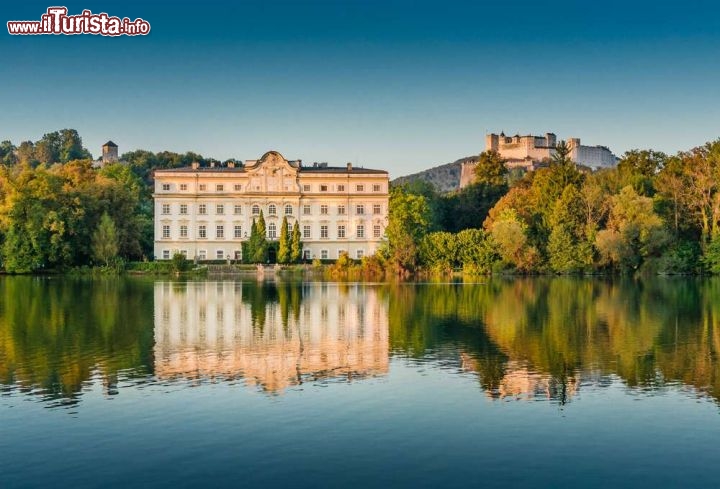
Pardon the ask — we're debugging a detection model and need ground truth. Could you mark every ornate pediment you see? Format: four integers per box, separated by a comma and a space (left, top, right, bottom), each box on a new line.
243, 151, 299, 193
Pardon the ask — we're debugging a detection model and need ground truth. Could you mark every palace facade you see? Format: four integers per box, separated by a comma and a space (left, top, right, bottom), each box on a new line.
153, 151, 389, 261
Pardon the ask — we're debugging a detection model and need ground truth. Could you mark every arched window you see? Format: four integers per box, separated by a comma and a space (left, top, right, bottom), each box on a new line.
268, 222, 277, 239
252, 205, 260, 216
268, 204, 277, 215
285, 204, 293, 215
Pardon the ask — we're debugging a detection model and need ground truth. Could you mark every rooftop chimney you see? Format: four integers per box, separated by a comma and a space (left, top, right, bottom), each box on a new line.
227, 161, 235, 168
191, 161, 199, 169
346, 162, 352, 171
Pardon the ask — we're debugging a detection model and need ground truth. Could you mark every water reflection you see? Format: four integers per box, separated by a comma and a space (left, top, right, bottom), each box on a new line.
0, 277, 154, 406
2, 276, 720, 407
390, 278, 720, 404
154, 282, 388, 392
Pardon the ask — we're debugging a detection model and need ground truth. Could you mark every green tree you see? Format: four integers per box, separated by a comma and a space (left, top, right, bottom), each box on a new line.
383, 185, 433, 272
456, 228, 497, 274
488, 208, 539, 272
278, 216, 291, 264
474, 150, 508, 187
290, 221, 302, 263
246, 218, 258, 263
420, 232, 458, 272
596, 186, 670, 271
617, 149, 667, 196
251, 211, 268, 263
171, 252, 191, 272
547, 185, 592, 273
0, 141, 17, 166
91, 212, 119, 266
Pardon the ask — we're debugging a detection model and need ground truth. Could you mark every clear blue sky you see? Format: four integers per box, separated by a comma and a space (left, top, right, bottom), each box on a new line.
2, 0, 719, 178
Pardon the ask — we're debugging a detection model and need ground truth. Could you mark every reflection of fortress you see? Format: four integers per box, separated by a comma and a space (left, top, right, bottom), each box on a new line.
461, 355, 579, 402
154, 282, 388, 392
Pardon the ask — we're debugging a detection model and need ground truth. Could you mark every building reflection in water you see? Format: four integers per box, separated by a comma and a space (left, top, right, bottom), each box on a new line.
153, 282, 389, 393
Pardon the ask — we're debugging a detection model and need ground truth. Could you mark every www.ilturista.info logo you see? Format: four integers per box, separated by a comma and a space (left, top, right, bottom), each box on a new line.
7, 7, 150, 36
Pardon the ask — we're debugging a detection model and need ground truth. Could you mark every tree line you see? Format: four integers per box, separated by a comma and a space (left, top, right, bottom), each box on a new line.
382, 138, 720, 275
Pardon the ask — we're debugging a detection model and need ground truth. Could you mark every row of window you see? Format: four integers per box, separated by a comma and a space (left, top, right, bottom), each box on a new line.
160, 224, 383, 240
159, 183, 385, 193
161, 248, 366, 260
160, 203, 384, 216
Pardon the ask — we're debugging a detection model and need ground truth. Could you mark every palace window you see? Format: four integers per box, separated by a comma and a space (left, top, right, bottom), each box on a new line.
198, 225, 207, 239
356, 204, 365, 215
303, 249, 311, 260
216, 184, 224, 192
216, 225, 224, 239
161, 204, 170, 215
357, 225, 365, 238
320, 185, 328, 192
285, 204, 293, 215
303, 225, 311, 239
217, 250, 224, 260
234, 184, 242, 191
303, 184, 311, 192
252, 205, 260, 216
162, 225, 170, 239
199, 184, 207, 191
373, 184, 382, 192
180, 225, 188, 238
180, 184, 188, 191
303, 205, 311, 215
162, 250, 170, 259
216, 204, 224, 215
321, 249, 328, 259
198, 250, 206, 260
268, 204, 277, 216
320, 225, 328, 239
337, 184, 345, 192
338, 205, 346, 215
162, 183, 171, 191
199, 204, 207, 215
234, 225, 242, 238
337, 225, 346, 239
320, 205, 328, 215
374, 225, 382, 238
356, 249, 364, 259
373, 204, 381, 215
234, 204, 242, 215
180, 204, 188, 215
268, 222, 277, 239
338, 249, 346, 258
356, 184, 364, 192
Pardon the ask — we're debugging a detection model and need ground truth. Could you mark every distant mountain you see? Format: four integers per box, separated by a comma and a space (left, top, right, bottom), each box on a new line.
392, 156, 478, 193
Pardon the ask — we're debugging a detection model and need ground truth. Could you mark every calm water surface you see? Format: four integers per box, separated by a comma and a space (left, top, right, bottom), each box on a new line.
1, 276, 720, 488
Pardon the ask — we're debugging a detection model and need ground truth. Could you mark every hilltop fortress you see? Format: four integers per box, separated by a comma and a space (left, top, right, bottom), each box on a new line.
459, 132, 618, 188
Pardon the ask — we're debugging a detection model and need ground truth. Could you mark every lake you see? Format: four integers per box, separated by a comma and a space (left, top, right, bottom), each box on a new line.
1, 276, 719, 488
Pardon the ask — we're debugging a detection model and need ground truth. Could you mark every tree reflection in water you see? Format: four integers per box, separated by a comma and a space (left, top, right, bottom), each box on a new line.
1, 276, 720, 406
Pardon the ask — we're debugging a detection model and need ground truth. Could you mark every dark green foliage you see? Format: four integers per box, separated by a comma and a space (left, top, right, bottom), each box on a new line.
278, 216, 291, 264
171, 252, 191, 272
290, 222, 302, 263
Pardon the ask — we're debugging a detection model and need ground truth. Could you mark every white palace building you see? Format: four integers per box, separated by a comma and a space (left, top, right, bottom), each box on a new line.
153, 151, 389, 261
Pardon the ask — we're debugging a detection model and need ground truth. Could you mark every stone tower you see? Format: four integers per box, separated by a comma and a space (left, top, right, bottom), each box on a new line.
102, 141, 118, 163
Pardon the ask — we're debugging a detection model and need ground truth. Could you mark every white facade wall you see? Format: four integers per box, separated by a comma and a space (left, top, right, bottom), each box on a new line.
571, 144, 617, 169
153, 151, 389, 261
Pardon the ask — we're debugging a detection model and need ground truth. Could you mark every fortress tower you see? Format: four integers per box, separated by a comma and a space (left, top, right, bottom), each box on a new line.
102, 141, 118, 164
